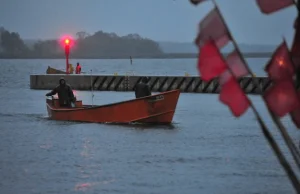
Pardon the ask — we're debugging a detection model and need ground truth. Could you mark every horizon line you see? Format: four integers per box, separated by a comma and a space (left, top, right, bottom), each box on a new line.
21, 38, 277, 46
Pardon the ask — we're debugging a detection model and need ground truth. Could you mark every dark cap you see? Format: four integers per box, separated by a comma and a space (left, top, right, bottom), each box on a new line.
59, 77, 66, 85
141, 77, 149, 83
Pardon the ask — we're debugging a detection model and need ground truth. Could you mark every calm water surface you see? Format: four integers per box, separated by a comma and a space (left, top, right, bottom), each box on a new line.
0, 58, 299, 194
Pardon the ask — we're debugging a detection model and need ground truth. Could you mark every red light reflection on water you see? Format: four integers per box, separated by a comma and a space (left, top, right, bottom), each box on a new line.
75, 183, 91, 191
74, 180, 115, 191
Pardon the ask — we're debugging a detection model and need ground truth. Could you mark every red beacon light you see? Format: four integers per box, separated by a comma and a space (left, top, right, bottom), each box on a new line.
64, 38, 71, 56
59, 35, 74, 74
60, 37, 73, 47
64, 38, 70, 45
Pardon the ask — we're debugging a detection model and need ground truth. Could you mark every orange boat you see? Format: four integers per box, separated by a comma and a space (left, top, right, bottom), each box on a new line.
46, 89, 180, 124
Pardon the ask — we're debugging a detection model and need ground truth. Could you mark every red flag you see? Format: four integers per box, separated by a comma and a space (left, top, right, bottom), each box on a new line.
219, 71, 232, 86
264, 79, 299, 117
190, 0, 206, 5
195, 8, 230, 49
226, 50, 249, 77
219, 77, 250, 117
256, 0, 294, 14
197, 39, 227, 81
219, 50, 249, 85
265, 41, 295, 81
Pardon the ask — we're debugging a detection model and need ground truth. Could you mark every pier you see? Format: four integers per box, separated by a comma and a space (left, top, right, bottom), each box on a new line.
30, 74, 272, 94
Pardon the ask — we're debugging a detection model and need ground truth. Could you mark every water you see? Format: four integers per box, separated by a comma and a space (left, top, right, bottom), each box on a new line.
0, 58, 299, 194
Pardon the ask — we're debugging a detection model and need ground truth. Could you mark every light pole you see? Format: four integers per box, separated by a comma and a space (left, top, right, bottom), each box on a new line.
64, 38, 70, 74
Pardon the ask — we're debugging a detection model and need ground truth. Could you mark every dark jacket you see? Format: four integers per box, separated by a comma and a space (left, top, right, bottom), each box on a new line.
135, 82, 151, 98
46, 83, 75, 106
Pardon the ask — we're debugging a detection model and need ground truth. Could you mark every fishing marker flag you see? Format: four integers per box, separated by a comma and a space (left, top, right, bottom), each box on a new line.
197, 39, 227, 81
195, 8, 230, 49
264, 79, 299, 117
219, 49, 249, 85
265, 41, 295, 81
219, 77, 250, 117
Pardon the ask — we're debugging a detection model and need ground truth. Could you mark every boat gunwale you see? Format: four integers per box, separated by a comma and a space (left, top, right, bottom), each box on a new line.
47, 89, 180, 112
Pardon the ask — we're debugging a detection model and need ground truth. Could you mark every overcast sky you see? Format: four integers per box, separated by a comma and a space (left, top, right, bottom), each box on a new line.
0, 0, 297, 45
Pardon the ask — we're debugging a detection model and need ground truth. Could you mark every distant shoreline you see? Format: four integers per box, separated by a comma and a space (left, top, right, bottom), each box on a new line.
1, 28, 276, 60
0, 52, 272, 59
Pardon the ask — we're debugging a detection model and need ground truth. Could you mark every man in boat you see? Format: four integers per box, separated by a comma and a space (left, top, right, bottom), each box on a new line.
45, 77, 76, 107
135, 77, 151, 98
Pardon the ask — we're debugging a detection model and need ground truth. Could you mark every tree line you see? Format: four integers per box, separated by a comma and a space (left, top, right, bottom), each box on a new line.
0, 27, 164, 59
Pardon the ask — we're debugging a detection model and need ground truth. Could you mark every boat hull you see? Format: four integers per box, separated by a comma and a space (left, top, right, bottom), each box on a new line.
46, 90, 180, 124
46, 66, 66, 74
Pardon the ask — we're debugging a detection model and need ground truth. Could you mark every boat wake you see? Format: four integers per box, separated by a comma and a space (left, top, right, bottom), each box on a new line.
0, 112, 181, 129
0, 112, 49, 122
0, 112, 84, 127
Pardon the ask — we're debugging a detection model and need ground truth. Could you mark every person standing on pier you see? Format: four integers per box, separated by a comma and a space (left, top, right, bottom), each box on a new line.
76, 63, 82, 74
135, 77, 151, 98
69, 64, 74, 74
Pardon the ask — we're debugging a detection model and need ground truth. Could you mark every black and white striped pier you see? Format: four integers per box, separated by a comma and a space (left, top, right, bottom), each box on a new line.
30, 74, 272, 94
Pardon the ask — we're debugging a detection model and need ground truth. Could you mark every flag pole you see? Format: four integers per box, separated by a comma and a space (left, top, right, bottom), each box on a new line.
211, 0, 300, 191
